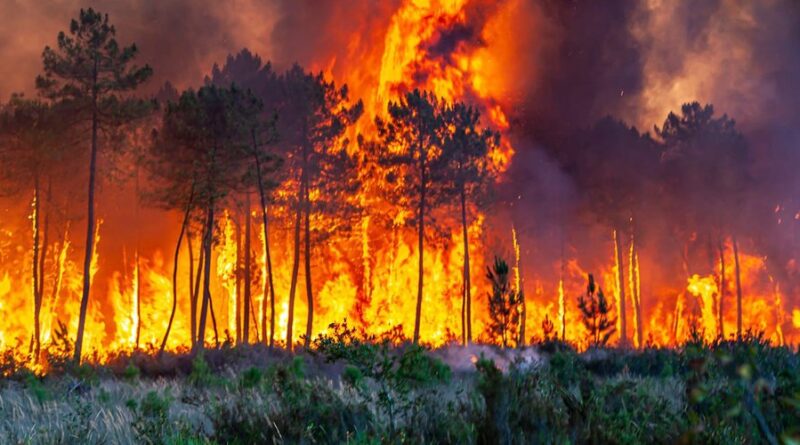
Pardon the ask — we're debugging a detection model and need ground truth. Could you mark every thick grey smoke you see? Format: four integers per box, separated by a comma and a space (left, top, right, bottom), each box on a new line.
0, 0, 278, 99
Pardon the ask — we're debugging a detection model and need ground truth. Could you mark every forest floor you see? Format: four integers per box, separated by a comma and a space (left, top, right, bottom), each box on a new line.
0, 332, 798, 444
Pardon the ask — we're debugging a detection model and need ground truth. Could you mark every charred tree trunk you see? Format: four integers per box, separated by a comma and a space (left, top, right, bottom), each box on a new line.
235, 216, 242, 343
733, 235, 743, 338
31, 178, 41, 360
134, 248, 141, 349
718, 237, 726, 340
243, 192, 252, 344
195, 203, 215, 352
614, 229, 628, 347
160, 183, 194, 355
188, 232, 197, 345
253, 149, 276, 348
414, 149, 426, 345
629, 221, 643, 348
460, 187, 472, 345
35, 179, 50, 361
286, 177, 304, 351
134, 169, 142, 350
303, 178, 313, 348
74, 60, 99, 363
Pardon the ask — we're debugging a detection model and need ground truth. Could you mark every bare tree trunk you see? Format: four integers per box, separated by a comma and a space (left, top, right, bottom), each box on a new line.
253, 151, 276, 348
235, 216, 242, 343
160, 184, 194, 355
413, 153, 426, 345
74, 63, 99, 363
718, 237, 726, 340
31, 179, 41, 360
559, 228, 566, 341
733, 235, 743, 338
134, 168, 141, 350
188, 232, 195, 344
286, 178, 303, 351
629, 222, 643, 348
243, 192, 252, 344
460, 188, 471, 345
195, 203, 214, 352
303, 179, 313, 348
614, 229, 628, 347
134, 248, 141, 349
35, 179, 50, 361
514, 227, 525, 347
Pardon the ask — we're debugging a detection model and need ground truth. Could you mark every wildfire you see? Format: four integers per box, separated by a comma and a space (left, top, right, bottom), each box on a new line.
0, 0, 798, 371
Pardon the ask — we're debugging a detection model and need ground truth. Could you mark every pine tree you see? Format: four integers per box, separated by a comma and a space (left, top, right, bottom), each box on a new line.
485, 257, 522, 348
375, 90, 446, 344
436, 102, 499, 345
577, 274, 616, 347
0, 96, 70, 361
36, 8, 152, 362
147, 85, 259, 352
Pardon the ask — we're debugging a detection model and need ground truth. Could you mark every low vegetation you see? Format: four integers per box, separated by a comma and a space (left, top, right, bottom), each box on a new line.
0, 328, 798, 444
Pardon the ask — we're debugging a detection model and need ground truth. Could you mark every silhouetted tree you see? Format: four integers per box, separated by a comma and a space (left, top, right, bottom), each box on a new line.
272, 66, 362, 350
375, 90, 446, 344
485, 256, 522, 348
577, 274, 616, 347
36, 8, 152, 362
656, 102, 750, 338
0, 95, 71, 360
207, 50, 284, 348
436, 102, 499, 345
148, 85, 258, 352
567, 117, 658, 347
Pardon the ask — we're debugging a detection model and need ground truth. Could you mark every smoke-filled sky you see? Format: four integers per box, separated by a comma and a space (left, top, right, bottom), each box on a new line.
1, 0, 798, 133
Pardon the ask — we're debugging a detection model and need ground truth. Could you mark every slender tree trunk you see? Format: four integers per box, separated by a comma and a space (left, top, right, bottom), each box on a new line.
243, 192, 252, 344
235, 216, 242, 343
160, 184, 194, 354
192, 233, 206, 342
36, 179, 50, 361
514, 227, 525, 347
134, 248, 141, 349
134, 169, 141, 349
413, 153, 426, 345
253, 149, 276, 348
629, 222, 643, 348
614, 229, 628, 348
31, 179, 41, 359
74, 65, 99, 363
733, 235, 743, 338
718, 237, 726, 340
188, 231, 197, 345
460, 188, 471, 345
286, 177, 304, 351
195, 203, 215, 352
559, 228, 566, 341
303, 178, 313, 348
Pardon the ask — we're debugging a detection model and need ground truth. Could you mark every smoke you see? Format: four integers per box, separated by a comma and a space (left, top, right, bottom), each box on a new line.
0, 0, 278, 99
433, 344, 544, 373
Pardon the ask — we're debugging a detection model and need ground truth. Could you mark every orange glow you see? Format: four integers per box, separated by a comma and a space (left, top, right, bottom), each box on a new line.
0, 0, 799, 371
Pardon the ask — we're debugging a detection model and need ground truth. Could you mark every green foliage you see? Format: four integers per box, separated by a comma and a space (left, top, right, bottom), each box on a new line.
187, 352, 217, 387
577, 274, 616, 347
23, 372, 51, 403
0, 341, 797, 444
130, 390, 172, 444
239, 366, 263, 389
123, 361, 141, 381
485, 256, 522, 347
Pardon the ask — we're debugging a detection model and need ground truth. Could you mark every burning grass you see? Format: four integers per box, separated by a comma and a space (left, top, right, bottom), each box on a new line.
0, 331, 798, 444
